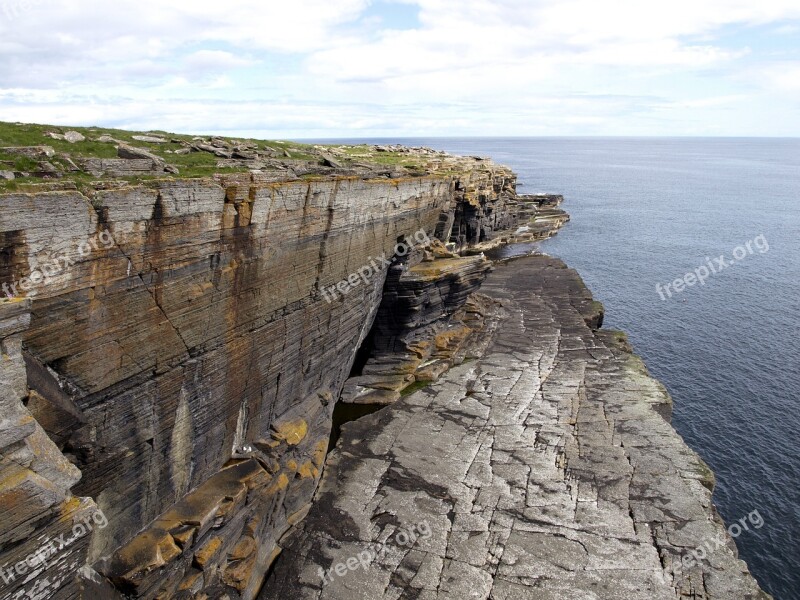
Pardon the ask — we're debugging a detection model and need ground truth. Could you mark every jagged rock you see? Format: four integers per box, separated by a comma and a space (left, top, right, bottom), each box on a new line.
320, 153, 343, 169
0, 170, 14, 180
0, 147, 769, 600
117, 143, 166, 167
62, 156, 83, 172
0, 299, 99, 600
65, 130, 87, 143
233, 149, 259, 160
0, 173, 465, 599
194, 143, 233, 158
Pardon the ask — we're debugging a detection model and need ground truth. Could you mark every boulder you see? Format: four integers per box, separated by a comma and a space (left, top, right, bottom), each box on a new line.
64, 130, 86, 143
194, 143, 233, 158
117, 144, 166, 167
320, 153, 343, 169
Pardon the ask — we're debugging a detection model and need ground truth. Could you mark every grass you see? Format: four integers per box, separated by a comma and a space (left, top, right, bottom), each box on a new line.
0, 121, 334, 190
0, 121, 462, 192
338, 144, 431, 169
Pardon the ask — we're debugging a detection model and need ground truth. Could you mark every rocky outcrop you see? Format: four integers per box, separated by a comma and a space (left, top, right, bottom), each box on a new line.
0, 299, 99, 600
340, 246, 494, 406
263, 255, 770, 600
442, 165, 519, 252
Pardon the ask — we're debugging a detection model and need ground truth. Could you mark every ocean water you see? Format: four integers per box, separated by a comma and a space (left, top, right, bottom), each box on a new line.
319, 137, 800, 598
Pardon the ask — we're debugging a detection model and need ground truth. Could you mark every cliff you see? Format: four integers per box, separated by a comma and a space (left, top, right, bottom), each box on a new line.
0, 122, 768, 600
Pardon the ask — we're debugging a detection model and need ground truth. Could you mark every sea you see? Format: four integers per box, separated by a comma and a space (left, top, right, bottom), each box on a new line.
315, 137, 800, 599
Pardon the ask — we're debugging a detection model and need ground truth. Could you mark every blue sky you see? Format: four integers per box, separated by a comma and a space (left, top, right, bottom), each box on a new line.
0, 0, 799, 137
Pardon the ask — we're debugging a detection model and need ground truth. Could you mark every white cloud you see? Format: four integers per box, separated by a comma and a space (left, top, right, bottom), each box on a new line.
0, 0, 799, 135
758, 63, 800, 91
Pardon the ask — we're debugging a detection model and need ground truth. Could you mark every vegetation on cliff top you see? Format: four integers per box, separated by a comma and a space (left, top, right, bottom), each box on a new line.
0, 121, 466, 192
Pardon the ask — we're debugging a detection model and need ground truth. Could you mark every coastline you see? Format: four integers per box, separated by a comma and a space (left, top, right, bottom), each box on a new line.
263, 229, 771, 599
0, 131, 772, 598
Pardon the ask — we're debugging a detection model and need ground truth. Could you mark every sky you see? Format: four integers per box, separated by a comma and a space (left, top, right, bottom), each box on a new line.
0, 0, 799, 138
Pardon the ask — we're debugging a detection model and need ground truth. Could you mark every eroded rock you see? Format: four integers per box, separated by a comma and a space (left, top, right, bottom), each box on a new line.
262, 256, 769, 600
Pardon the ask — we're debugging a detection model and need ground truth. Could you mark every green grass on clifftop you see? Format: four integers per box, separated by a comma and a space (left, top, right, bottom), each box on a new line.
0, 121, 474, 194
0, 121, 324, 191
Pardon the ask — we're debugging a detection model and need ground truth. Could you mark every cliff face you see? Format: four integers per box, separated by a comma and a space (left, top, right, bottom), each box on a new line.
0, 142, 769, 600
0, 162, 519, 599
438, 166, 518, 252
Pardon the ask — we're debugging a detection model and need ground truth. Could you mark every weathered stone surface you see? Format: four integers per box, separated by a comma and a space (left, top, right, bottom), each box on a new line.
64, 131, 86, 144
117, 144, 165, 166
441, 167, 518, 252
0, 146, 56, 158
1, 171, 472, 598
132, 136, 168, 144
0, 299, 98, 600
0, 145, 769, 600
262, 255, 769, 600
79, 158, 164, 177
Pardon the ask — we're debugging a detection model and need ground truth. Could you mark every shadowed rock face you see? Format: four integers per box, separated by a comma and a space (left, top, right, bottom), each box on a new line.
261, 256, 769, 600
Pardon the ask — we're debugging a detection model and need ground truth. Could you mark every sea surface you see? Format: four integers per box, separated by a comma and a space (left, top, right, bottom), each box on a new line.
316, 137, 800, 599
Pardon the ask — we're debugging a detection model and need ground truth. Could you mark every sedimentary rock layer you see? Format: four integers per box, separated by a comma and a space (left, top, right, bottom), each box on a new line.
0, 299, 98, 600
0, 162, 521, 599
0, 174, 455, 598
263, 255, 768, 600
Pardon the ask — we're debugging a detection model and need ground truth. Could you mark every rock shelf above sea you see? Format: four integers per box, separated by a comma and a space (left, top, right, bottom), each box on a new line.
263, 254, 770, 600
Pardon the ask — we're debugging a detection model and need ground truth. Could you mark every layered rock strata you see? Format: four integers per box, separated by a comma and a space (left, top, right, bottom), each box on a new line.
263, 255, 769, 600
341, 246, 494, 407
440, 168, 518, 252
0, 141, 769, 600
0, 163, 517, 599
0, 299, 99, 600
464, 194, 570, 256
